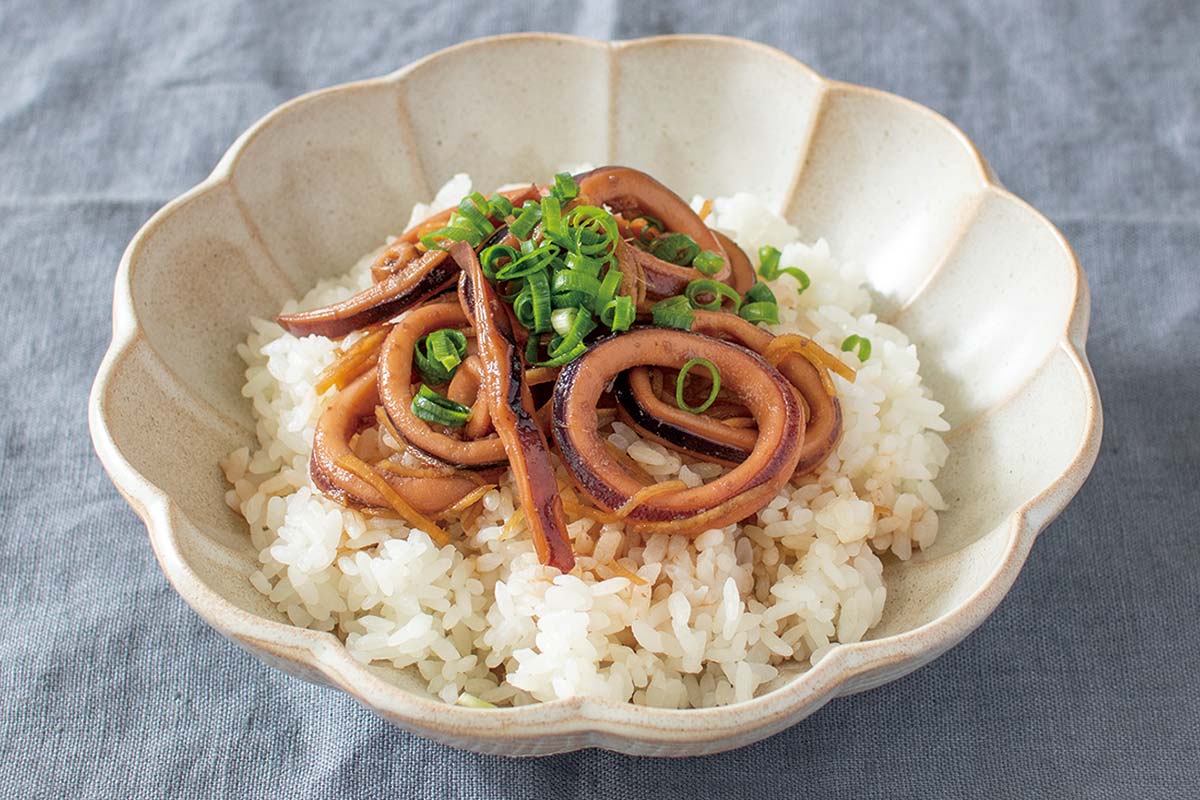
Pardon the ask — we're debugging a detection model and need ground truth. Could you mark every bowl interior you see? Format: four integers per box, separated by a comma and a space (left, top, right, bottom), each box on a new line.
98, 37, 1092, 704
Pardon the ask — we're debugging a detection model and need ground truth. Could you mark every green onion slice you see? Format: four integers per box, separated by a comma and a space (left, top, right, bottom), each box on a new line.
495, 241, 555, 281
757, 244, 811, 293
758, 245, 782, 277
684, 279, 742, 312
541, 195, 570, 248
457, 193, 495, 238
648, 233, 700, 266
552, 291, 590, 309
841, 334, 872, 362
527, 272, 552, 333
480, 243, 519, 280
551, 290, 588, 309
651, 295, 695, 330
692, 249, 724, 276
534, 341, 588, 367
566, 206, 620, 258
550, 307, 577, 337
511, 287, 536, 331
738, 301, 780, 325
509, 201, 542, 239
782, 267, 812, 293
513, 272, 552, 333
564, 251, 603, 277
414, 329, 468, 384
552, 172, 579, 202
411, 384, 471, 428
743, 281, 777, 305
675, 357, 721, 414
427, 329, 466, 372
593, 268, 623, 314
486, 193, 513, 219
571, 225, 609, 257
556, 306, 596, 349
534, 308, 595, 366
419, 225, 478, 251
552, 269, 601, 298
601, 295, 635, 331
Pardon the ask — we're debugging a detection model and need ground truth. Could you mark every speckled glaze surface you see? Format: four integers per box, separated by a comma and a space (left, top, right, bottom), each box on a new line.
88, 33, 1101, 757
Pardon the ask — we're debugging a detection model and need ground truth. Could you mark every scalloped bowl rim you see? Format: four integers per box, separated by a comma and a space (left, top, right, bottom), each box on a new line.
88, 33, 1102, 753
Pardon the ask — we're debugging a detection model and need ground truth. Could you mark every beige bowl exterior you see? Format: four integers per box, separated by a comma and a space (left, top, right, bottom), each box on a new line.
88, 33, 1101, 757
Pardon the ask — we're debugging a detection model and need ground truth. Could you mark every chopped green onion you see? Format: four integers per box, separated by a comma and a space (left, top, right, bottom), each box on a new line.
738, 301, 780, 324
783, 267, 811, 293
572, 228, 612, 262
651, 295, 695, 330
552, 269, 601, 298
648, 233, 700, 266
411, 384, 471, 428
527, 272, 552, 333
535, 308, 595, 366
566, 206, 620, 258
630, 214, 664, 243
552, 291, 590, 309
449, 183, 637, 351
601, 295, 635, 331
546, 253, 570, 276
419, 225, 478, 251
758, 245, 782, 277
551, 172, 579, 202
564, 252, 603, 277
552, 290, 589, 309
551, 307, 579, 337
685, 279, 742, 312
509, 201, 542, 239
427, 329, 466, 372
480, 243, 519, 280
486, 193, 513, 219
592, 268, 623, 314
457, 193, 495, 238
841, 334, 872, 362
675, 357, 721, 414
414, 329, 468, 384
495, 241, 556, 280
692, 249, 724, 276
743, 282, 777, 305
757, 244, 811, 293
513, 272, 552, 333
541, 195, 569, 247
512, 287, 536, 330
534, 341, 588, 367
556, 306, 596, 349
452, 211, 487, 244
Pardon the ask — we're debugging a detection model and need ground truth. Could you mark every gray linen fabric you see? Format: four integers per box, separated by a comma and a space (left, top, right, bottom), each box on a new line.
2, 1, 1198, 797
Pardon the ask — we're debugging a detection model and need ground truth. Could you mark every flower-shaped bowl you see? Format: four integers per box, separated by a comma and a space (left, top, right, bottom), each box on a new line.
89, 33, 1101, 756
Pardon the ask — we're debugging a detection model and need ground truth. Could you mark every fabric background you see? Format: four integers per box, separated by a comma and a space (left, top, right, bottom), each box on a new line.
2, 1, 1197, 797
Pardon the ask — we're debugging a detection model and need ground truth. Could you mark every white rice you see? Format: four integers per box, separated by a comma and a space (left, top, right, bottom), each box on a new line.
220, 175, 950, 708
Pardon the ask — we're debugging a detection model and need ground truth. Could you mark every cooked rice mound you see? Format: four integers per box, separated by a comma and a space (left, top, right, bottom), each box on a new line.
221, 176, 950, 708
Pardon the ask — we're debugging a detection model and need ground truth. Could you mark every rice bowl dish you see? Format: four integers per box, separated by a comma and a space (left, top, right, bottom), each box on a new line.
220, 168, 950, 709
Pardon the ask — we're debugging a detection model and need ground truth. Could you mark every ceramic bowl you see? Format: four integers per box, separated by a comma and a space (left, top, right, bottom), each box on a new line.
89, 33, 1101, 757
